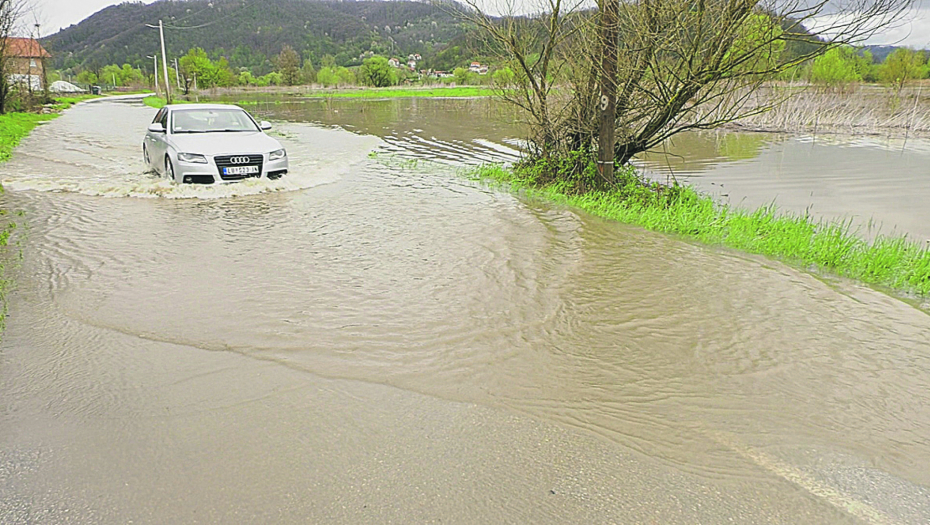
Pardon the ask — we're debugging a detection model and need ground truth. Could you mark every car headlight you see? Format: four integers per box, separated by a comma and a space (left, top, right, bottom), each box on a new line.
269, 148, 286, 161
178, 152, 208, 164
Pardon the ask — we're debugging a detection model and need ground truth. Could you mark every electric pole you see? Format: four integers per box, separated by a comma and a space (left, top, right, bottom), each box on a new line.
159, 20, 171, 104
145, 21, 173, 103
174, 58, 181, 89
148, 55, 158, 95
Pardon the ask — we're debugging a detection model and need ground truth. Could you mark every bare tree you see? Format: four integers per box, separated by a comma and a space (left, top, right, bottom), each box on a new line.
460, 0, 591, 157
460, 0, 913, 189
0, 0, 32, 114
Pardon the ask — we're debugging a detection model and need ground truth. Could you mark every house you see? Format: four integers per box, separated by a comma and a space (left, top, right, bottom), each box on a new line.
468, 61, 489, 75
4, 37, 51, 91
388, 57, 401, 68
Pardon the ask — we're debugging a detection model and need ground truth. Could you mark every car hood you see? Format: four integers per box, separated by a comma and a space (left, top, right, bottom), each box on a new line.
167, 131, 282, 156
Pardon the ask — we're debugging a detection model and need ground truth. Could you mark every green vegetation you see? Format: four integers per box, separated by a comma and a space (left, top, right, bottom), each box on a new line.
810, 47, 873, 84
470, 162, 930, 297
800, 45, 928, 87
358, 56, 398, 87
143, 96, 200, 109
143, 96, 167, 109
878, 48, 928, 90
305, 87, 496, 99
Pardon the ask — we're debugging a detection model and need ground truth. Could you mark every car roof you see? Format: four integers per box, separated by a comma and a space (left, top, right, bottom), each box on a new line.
166, 104, 243, 111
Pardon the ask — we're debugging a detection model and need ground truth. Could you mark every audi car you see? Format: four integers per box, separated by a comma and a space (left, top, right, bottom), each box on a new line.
143, 104, 288, 184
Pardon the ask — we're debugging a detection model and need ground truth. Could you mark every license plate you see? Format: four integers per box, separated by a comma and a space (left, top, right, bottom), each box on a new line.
223, 166, 259, 175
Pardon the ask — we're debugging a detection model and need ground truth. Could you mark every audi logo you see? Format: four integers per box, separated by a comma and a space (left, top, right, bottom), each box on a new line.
229, 156, 251, 165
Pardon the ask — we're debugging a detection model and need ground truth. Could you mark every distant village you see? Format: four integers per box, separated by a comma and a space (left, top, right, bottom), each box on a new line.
382, 53, 489, 80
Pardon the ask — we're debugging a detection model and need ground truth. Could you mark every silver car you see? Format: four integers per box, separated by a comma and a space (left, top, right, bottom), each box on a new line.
143, 104, 288, 184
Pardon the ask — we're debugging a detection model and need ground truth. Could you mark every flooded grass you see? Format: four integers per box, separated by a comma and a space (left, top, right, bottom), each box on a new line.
0, 96, 101, 331
471, 164, 930, 296
0, 112, 37, 326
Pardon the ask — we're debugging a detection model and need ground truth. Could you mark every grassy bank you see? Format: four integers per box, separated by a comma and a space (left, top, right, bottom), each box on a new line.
471, 164, 930, 297
304, 86, 496, 99
0, 112, 57, 163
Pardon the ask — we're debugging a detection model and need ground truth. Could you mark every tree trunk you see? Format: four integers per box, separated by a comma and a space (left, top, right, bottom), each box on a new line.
597, 0, 619, 185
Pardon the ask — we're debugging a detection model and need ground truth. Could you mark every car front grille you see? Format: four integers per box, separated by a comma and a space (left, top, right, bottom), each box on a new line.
214, 154, 264, 181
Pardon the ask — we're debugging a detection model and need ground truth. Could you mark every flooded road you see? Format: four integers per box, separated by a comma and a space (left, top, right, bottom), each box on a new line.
1, 98, 929, 524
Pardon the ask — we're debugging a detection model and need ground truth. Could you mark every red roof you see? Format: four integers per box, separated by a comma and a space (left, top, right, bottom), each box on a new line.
4, 38, 51, 58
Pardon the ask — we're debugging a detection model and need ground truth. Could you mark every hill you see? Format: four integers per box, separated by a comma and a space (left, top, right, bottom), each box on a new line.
42, 0, 476, 76
863, 45, 901, 63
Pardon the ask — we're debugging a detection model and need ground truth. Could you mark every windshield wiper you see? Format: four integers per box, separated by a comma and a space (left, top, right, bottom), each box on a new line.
174, 130, 210, 134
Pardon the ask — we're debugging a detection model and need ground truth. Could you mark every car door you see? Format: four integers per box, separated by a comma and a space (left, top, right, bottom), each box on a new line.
146, 108, 169, 171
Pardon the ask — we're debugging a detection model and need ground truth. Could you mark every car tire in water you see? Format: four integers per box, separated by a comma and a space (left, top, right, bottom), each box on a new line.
143, 145, 151, 169
165, 156, 176, 183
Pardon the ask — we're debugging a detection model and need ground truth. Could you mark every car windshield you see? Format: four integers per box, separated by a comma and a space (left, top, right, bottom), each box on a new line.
171, 108, 259, 134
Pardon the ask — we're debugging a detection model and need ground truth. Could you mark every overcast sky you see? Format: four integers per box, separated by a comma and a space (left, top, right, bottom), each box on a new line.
29, 0, 930, 48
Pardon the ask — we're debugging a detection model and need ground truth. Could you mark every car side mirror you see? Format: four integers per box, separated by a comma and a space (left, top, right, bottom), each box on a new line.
148, 123, 165, 133
260, 121, 272, 131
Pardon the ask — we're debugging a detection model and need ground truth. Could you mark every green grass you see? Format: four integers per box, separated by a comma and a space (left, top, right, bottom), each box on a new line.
469, 164, 930, 297
143, 95, 201, 109
304, 86, 496, 99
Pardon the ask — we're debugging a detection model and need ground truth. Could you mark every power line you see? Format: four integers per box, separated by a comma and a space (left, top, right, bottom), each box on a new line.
150, 0, 262, 32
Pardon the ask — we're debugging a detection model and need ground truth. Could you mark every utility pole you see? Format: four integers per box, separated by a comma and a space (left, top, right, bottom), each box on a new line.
596, 0, 619, 185
145, 21, 173, 102
148, 55, 158, 95
159, 20, 172, 104
174, 58, 181, 89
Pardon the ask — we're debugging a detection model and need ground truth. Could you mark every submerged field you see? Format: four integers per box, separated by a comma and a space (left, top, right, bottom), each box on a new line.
303, 86, 496, 99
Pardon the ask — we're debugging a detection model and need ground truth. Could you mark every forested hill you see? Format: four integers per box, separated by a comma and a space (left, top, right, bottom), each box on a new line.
42, 0, 474, 75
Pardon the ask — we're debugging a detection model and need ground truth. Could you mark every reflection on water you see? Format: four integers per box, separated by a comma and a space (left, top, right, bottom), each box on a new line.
0, 98, 929, 523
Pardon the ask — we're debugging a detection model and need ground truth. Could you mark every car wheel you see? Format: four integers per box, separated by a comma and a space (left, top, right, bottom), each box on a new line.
165, 156, 176, 182
143, 145, 151, 168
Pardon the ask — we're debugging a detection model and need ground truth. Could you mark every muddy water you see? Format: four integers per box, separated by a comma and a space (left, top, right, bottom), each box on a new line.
1, 98, 930, 524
